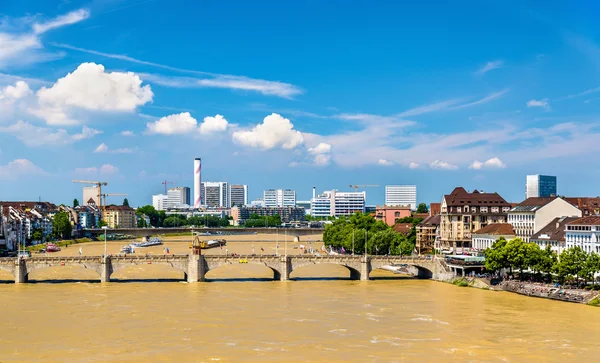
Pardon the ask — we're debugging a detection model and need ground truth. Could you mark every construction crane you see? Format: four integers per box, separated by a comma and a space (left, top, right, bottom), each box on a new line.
161, 180, 174, 194
100, 193, 128, 209
349, 184, 380, 192
72, 180, 108, 220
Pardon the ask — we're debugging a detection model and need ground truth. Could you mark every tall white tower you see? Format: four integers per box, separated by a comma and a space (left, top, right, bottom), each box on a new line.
194, 158, 201, 208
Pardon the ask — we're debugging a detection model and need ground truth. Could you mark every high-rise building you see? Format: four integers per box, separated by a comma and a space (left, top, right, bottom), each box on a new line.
229, 185, 248, 207
152, 194, 167, 211
296, 200, 312, 215
83, 186, 99, 206
311, 190, 366, 217
526, 174, 557, 198
385, 185, 417, 210
193, 158, 201, 208
201, 182, 229, 208
167, 187, 190, 208
264, 189, 296, 207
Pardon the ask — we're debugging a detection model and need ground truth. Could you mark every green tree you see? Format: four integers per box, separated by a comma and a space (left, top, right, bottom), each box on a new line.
98, 220, 108, 228
504, 238, 528, 275
557, 246, 587, 283
484, 237, 509, 273
137, 218, 147, 228
368, 229, 402, 255
73, 198, 79, 208
31, 228, 43, 242
416, 203, 428, 214
534, 245, 557, 279
397, 237, 414, 256
582, 252, 600, 285
52, 211, 72, 240
123, 198, 129, 207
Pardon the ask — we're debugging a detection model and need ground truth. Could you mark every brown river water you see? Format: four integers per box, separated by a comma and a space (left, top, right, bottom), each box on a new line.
1, 237, 599, 362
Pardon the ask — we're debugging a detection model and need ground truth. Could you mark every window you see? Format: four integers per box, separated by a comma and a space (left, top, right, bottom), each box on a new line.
395, 212, 400, 217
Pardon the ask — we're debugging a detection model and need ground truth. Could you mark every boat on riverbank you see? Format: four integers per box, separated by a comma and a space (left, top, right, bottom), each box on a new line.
137, 237, 163, 248
46, 243, 61, 252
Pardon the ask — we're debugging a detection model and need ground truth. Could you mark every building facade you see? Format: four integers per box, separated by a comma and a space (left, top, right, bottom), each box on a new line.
83, 186, 99, 206
264, 189, 296, 207
385, 185, 417, 210
508, 197, 581, 242
152, 194, 167, 211
231, 206, 305, 224
526, 174, 557, 198
565, 197, 600, 216
565, 216, 600, 254
201, 182, 229, 208
103, 205, 136, 228
166, 187, 190, 208
295, 200, 312, 215
416, 214, 440, 254
375, 205, 411, 226
530, 217, 579, 254
311, 190, 366, 218
471, 223, 515, 251
229, 184, 248, 207
439, 187, 511, 251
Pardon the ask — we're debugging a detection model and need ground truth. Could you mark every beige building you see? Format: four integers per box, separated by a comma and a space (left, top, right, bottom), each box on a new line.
416, 214, 440, 254
440, 187, 511, 251
103, 205, 136, 228
508, 197, 581, 242
471, 223, 515, 251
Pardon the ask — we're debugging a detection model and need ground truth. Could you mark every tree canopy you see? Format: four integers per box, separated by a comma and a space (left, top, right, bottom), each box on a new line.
416, 203, 428, 213
73, 198, 79, 208
123, 198, 129, 207
52, 211, 72, 240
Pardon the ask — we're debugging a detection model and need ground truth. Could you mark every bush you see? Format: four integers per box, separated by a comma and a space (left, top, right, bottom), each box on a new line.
588, 296, 600, 307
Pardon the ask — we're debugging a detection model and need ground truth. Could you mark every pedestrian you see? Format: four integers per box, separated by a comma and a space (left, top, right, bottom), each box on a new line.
79, 246, 82, 256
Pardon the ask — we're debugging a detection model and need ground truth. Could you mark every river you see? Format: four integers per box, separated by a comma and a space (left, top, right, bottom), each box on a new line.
2, 265, 599, 362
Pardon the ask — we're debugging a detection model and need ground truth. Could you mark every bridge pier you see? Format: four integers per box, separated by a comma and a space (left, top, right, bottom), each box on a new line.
280, 256, 291, 281
360, 257, 371, 281
187, 254, 201, 282
100, 257, 113, 283
15, 258, 27, 283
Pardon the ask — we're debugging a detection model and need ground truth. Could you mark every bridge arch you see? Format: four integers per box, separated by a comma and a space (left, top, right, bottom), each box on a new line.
0, 264, 15, 282
110, 259, 189, 281
25, 263, 103, 282
289, 261, 362, 280
204, 258, 282, 281
369, 259, 435, 279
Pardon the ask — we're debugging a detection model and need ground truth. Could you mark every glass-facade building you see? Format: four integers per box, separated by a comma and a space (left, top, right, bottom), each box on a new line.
526, 175, 557, 198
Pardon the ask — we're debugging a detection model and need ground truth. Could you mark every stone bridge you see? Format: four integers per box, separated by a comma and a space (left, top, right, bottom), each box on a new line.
81, 227, 324, 239
0, 255, 450, 283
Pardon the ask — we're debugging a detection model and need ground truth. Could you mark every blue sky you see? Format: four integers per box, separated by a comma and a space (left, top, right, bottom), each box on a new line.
1, 0, 600, 207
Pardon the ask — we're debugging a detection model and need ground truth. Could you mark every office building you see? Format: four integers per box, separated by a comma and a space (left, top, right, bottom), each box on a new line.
311, 190, 366, 217
201, 182, 229, 208
230, 184, 249, 207
508, 197, 581, 242
296, 200, 312, 215
231, 206, 306, 224
83, 186, 99, 206
565, 216, 600, 254
439, 187, 511, 251
526, 174, 557, 198
385, 185, 417, 210
152, 194, 167, 211
264, 189, 296, 207
167, 187, 190, 208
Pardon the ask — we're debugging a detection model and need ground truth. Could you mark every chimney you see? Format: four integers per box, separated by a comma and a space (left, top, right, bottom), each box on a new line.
312, 186, 316, 200
194, 158, 201, 208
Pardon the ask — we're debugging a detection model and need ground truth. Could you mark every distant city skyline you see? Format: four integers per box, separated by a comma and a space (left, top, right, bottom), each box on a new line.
1, 2, 600, 206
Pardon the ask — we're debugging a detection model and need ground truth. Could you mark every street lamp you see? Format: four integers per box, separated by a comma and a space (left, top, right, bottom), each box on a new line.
102, 226, 109, 257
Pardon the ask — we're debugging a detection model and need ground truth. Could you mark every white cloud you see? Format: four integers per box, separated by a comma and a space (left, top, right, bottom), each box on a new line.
526, 98, 550, 110
475, 60, 505, 75
308, 142, 332, 166
429, 160, 458, 170
452, 89, 510, 109
556, 86, 600, 101
74, 164, 119, 175
0, 121, 101, 147
51, 44, 303, 98
32, 9, 90, 35
120, 130, 134, 136
94, 142, 134, 154
396, 99, 463, 118
0, 159, 48, 179
199, 114, 228, 134
232, 113, 304, 150
0, 9, 88, 68
146, 112, 197, 135
469, 157, 506, 170
409, 162, 420, 169
31, 62, 153, 125
377, 159, 393, 166
94, 143, 108, 153
0, 80, 31, 100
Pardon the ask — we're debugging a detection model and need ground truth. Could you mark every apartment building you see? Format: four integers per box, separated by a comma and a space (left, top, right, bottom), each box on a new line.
416, 214, 440, 254
230, 184, 249, 207
103, 205, 137, 228
530, 216, 579, 254
471, 223, 515, 251
508, 197, 581, 242
264, 189, 296, 207
311, 190, 366, 217
565, 216, 600, 254
439, 187, 511, 250
385, 185, 417, 210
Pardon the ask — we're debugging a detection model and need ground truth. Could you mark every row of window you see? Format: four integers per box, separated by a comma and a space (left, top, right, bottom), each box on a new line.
449, 206, 510, 213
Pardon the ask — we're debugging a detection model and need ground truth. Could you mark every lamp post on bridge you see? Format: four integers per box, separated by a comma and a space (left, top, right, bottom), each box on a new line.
102, 226, 108, 257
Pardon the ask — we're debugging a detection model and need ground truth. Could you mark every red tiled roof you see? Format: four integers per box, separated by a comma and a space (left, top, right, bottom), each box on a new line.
443, 187, 509, 207
566, 216, 600, 226
418, 214, 440, 227
515, 197, 557, 207
473, 223, 515, 235
531, 217, 580, 242
393, 223, 413, 235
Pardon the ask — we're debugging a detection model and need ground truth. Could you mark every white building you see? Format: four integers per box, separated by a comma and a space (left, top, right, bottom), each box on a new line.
152, 194, 167, 211
526, 174, 557, 198
565, 216, 600, 254
167, 187, 190, 208
296, 200, 312, 215
264, 189, 296, 207
530, 217, 580, 254
201, 182, 229, 208
471, 223, 516, 251
385, 185, 417, 210
229, 184, 248, 207
508, 197, 581, 242
311, 190, 366, 217
83, 186, 99, 206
